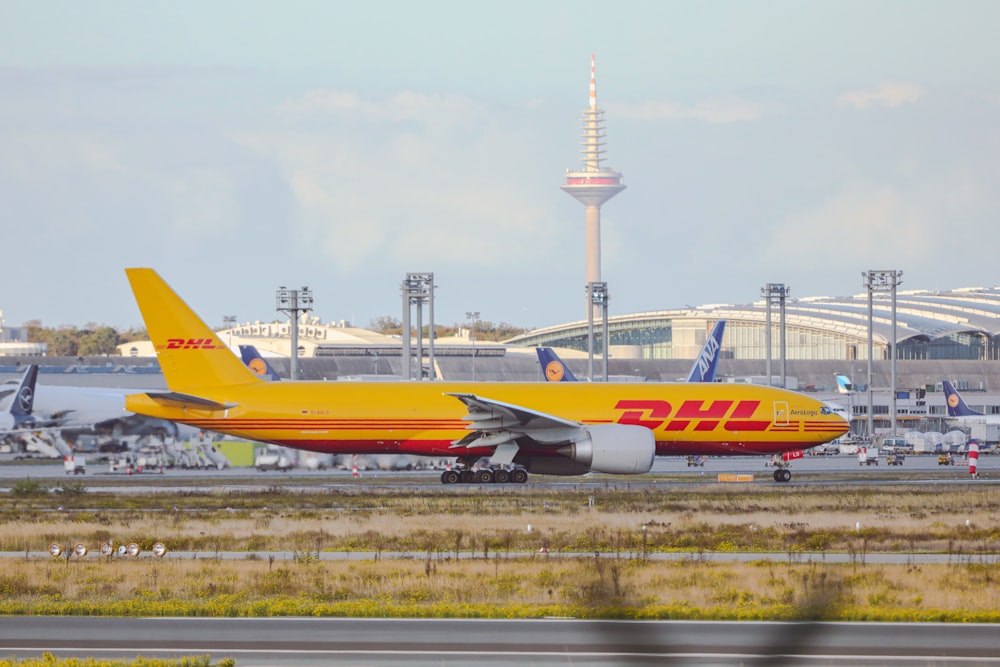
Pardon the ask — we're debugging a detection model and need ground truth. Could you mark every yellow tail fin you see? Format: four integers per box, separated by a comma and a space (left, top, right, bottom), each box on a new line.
126, 268, 262, 391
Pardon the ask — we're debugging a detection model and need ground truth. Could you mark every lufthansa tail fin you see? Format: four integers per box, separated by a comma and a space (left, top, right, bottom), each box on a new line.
0, 364, 39, 431
942, 380, 983, 417
686, 320, 726, 383
9, 364, 38, 421
536, 348, 579, 382
125, 268, 262, 392
240, 345, 283, 381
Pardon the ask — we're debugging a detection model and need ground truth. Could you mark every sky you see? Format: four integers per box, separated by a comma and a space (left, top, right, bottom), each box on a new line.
2, 0, 999, 333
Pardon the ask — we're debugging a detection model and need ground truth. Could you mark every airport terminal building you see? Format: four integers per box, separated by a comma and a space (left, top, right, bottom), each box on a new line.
505, 286, 1000, 363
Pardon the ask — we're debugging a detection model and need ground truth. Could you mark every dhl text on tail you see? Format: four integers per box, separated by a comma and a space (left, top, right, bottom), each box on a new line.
124, 268, 848, 484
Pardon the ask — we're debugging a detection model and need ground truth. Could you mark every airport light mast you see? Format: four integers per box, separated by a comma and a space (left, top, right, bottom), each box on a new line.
561, 54, 626, 317
276, 286, 313, 381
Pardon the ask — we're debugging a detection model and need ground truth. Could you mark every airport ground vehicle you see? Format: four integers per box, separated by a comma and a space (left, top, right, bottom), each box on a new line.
938, 453, 955, 465
255, 452, 292, 472
859, 447, 879, 465
879, 436, 908, 454
887, 452, 905, 466
63, 455, 86, 475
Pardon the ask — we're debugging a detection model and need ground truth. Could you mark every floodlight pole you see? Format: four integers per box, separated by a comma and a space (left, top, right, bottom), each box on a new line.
401, 273, 435, 381
587, 282, 609, 381
761, 283, 790, 387
466, 311, 480, 381
223, 315, 237, 348
276, 287, 313, 381
863, 270, 903, 437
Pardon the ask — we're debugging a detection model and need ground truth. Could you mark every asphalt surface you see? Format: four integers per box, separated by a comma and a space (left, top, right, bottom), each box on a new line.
2, 617, 999, 666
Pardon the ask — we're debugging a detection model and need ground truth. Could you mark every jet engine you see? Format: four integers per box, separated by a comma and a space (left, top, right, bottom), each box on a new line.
521, 424, 655, 476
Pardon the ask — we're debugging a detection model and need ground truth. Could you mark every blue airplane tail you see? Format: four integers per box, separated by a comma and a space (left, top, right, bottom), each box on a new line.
942, 380, 983, 417
834, 374, 853, 394
239, 345, 283, 381
536, 348, 578, 382
686, 320, 726, 383
10, 364, 38, 419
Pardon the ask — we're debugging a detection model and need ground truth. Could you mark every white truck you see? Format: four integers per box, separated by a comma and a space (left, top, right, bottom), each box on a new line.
63, 455, 86, 475
858, 447, 879, 465
255, 451, 292, 472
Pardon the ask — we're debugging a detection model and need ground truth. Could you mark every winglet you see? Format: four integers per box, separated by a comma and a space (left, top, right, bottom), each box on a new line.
125, 268, 261, 392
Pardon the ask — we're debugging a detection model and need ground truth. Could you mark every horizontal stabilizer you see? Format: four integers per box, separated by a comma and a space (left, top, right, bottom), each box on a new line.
143, 392, 237, 411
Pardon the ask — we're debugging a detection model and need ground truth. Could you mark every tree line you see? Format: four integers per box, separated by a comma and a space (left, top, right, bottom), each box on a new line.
22, 317, 530, 357
25, 322, 147, 357
368, 316, 529, 342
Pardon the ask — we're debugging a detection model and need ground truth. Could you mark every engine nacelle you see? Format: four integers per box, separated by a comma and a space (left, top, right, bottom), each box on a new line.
558, 423, 655, 474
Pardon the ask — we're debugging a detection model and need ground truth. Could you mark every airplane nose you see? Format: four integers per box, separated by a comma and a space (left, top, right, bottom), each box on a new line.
833, 413, 850, 434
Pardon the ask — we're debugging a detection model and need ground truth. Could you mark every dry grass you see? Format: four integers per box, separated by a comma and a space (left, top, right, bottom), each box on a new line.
2, 482, 999, 619
2, 484, 998, 555
1, 554, 998, 621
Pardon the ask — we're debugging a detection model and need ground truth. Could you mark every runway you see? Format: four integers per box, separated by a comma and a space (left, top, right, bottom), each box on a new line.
0, 450, 992, 488
2, 617, 999, 666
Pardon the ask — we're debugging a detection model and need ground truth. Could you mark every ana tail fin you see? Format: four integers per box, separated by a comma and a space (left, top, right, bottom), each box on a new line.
125, 268, 261, 391
943, 380, 983, 417
536, 347, 578, 382
687, 320, 726, 383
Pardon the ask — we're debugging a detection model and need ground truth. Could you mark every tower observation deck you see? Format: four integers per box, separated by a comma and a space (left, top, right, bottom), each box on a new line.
561, 54, 626, 294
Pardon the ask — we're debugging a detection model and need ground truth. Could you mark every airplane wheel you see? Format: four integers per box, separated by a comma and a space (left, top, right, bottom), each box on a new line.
474, 469, 494, 484
459, 470, 475, 483
441, 470, 460, 485
773, 470, 782, 482
494, 469, 510, 484
511, 469, 528, 484
780, 469, 792, 482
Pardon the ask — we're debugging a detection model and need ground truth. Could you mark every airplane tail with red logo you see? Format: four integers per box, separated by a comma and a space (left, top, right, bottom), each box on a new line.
126, 268, 261, 392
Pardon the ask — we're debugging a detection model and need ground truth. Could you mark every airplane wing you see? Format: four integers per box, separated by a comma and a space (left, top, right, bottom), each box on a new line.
445, 393, 584, 451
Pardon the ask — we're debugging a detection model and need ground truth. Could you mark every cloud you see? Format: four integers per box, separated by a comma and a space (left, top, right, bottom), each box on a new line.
610, 96, 764, 123
837, 82, 925, 109
238, 89, 563, 272
279, 88, 492, 128
763, 184, 930, 276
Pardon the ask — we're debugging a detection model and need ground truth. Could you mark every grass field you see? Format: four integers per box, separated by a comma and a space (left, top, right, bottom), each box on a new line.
1, 479, 998, 620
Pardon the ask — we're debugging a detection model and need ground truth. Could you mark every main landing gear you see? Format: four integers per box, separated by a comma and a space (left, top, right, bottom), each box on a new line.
764, 452, 802, 482
768, 455, 793, 482
772, 468, 792, 482
440, 459, 529, 485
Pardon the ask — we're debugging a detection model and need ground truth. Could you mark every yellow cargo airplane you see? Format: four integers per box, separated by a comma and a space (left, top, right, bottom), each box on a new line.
124, 268, 848, 483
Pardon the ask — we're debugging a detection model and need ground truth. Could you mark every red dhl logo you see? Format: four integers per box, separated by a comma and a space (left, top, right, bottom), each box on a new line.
157, 338, 227, 350
614, 399, 770, 432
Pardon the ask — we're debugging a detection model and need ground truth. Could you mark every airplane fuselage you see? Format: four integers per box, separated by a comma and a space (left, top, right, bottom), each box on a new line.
126, 380, 848, 459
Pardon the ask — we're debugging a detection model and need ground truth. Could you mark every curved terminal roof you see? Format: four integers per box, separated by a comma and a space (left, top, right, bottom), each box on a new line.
506, 286, 1000, 352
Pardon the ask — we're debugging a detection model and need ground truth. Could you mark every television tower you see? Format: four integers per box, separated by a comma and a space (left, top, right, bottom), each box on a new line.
561, 54, 626, 311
